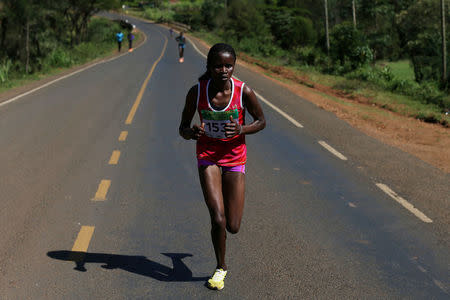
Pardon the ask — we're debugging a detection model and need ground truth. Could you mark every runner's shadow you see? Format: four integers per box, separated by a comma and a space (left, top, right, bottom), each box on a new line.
47, 251, 208, 282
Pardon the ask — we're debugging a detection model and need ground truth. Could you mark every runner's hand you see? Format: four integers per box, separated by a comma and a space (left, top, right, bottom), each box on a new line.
191, 123, 205, 140
225, 116, 241, 138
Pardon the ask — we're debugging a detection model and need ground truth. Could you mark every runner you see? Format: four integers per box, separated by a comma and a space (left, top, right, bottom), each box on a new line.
116, 31, 124, 52
175, 32, 186, 63
178, 43, 266, 290
127, 31, 134, 52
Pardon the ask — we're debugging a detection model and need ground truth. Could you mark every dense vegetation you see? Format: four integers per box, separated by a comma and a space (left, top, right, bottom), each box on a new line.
0, 0, 122, 89
127, 0, 449, 124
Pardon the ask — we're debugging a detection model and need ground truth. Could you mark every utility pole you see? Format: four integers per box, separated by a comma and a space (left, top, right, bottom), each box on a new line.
352, 0, 356, 28
441, 0, 447, 82
324, 0, 330, 54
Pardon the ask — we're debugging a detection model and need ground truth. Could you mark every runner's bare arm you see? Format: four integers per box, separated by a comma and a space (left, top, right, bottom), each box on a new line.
239, 84, 266, 135
179, 85, 205, 140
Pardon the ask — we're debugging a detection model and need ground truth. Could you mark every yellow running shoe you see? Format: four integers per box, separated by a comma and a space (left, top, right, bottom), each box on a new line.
207, 268, 227, 290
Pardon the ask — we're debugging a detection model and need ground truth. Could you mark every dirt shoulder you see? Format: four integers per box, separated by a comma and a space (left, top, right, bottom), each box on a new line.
190, 35, 449, 174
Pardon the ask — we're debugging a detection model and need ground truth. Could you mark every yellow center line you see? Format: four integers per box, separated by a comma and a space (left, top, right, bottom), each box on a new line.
119, 131, 128, 141
72, 226, 95, 252
93, 179, 111, 201
109, 150, 121, 165
125, 36, 168, 125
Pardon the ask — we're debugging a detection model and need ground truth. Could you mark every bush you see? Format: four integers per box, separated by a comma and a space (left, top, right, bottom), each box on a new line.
143, 8, 174, 22
329, 22, 373, 72
388, 77, 420, 94
342, 64, 448, 110
224, 0, 270, 42
46, 48, 74, 68
0, 60, 12, 83
407, 32, 441, 83
89, 18, 122, 43
294, 46, 318, 66
345, 66, 381, 82
264, 7, 316, 50
416, 81, 444, 107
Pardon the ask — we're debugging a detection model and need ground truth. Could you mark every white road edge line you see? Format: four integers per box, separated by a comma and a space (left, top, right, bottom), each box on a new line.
252, 89, 304, 128
318, 140, 347, 160
188, 36, 304, 128
376, 183, 433, 223
0, 30, 148, 108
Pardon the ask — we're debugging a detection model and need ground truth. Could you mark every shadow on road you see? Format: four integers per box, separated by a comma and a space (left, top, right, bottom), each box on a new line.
47, 251, 208, 282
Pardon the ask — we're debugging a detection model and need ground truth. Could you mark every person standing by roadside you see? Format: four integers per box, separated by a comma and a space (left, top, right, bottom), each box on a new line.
116, 31, 124, 52
178, 43, 266, 290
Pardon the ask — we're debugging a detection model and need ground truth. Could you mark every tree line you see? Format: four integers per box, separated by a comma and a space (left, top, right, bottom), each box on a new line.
0, 0, 120, 80
136, 0, 449, 111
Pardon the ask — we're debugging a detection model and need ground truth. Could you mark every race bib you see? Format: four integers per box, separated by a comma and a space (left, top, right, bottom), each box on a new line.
201, 109, 239, 139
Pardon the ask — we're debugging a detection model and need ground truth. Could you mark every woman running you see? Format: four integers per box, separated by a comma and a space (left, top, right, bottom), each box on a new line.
179, 43, 266, 290
175, 32, 186, 63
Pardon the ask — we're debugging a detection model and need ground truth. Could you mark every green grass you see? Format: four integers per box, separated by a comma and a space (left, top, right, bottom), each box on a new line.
378, 60, 415, 81
280, 64, 450, 125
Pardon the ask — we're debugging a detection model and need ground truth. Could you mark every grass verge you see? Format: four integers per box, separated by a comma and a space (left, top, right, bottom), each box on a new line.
190, 30, 449, 127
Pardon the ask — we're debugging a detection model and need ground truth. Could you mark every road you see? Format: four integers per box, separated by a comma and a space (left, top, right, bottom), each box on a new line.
0, 15, 449, 299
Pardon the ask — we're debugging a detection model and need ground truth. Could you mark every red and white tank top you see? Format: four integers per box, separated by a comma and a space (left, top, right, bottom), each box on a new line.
196, 78, 247, 166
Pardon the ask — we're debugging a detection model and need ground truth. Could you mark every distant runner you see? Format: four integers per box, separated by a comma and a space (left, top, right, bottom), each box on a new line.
175, 32, 186, 63
179, 43, 266, 290
127, 31, 134, 52
116, 31, 124, 52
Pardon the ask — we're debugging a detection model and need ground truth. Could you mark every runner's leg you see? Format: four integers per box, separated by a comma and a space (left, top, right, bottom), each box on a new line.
222, 171, 245, 234
198, 165, 228, 270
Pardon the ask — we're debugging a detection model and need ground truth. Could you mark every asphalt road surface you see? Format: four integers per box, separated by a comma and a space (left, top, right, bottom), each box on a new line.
0, 15, 449, 299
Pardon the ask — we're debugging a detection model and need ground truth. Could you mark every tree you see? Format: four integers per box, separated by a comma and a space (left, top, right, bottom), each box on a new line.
264, 6, 316, 49
352, 0, 356, 28
324, 0, 330, 54
397, 0, 449, 82
224, 0, 269, 41
441, 0, 446, 82
59, 0, 120, 45
329, 21, 373, 71
201, 0, 225, 30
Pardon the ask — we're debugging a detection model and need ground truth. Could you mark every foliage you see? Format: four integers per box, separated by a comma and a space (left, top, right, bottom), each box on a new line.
263, 6, 316, 50
396, 0, 449, 84
329, 21, 373, 72
0, 0, 120, 81
223, 0, 270, 42
0, 15, 121, 85
143, 7, 174, 23
345, 65, 449, 110
200, 0, 225, 30
0, 59, 12, 83
408, 32, 442, 83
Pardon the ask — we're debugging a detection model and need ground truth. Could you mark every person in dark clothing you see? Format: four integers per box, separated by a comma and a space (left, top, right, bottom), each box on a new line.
127, 31, 134, 52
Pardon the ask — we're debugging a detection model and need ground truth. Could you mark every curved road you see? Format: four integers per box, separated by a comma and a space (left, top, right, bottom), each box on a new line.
0, 15, 449, 299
